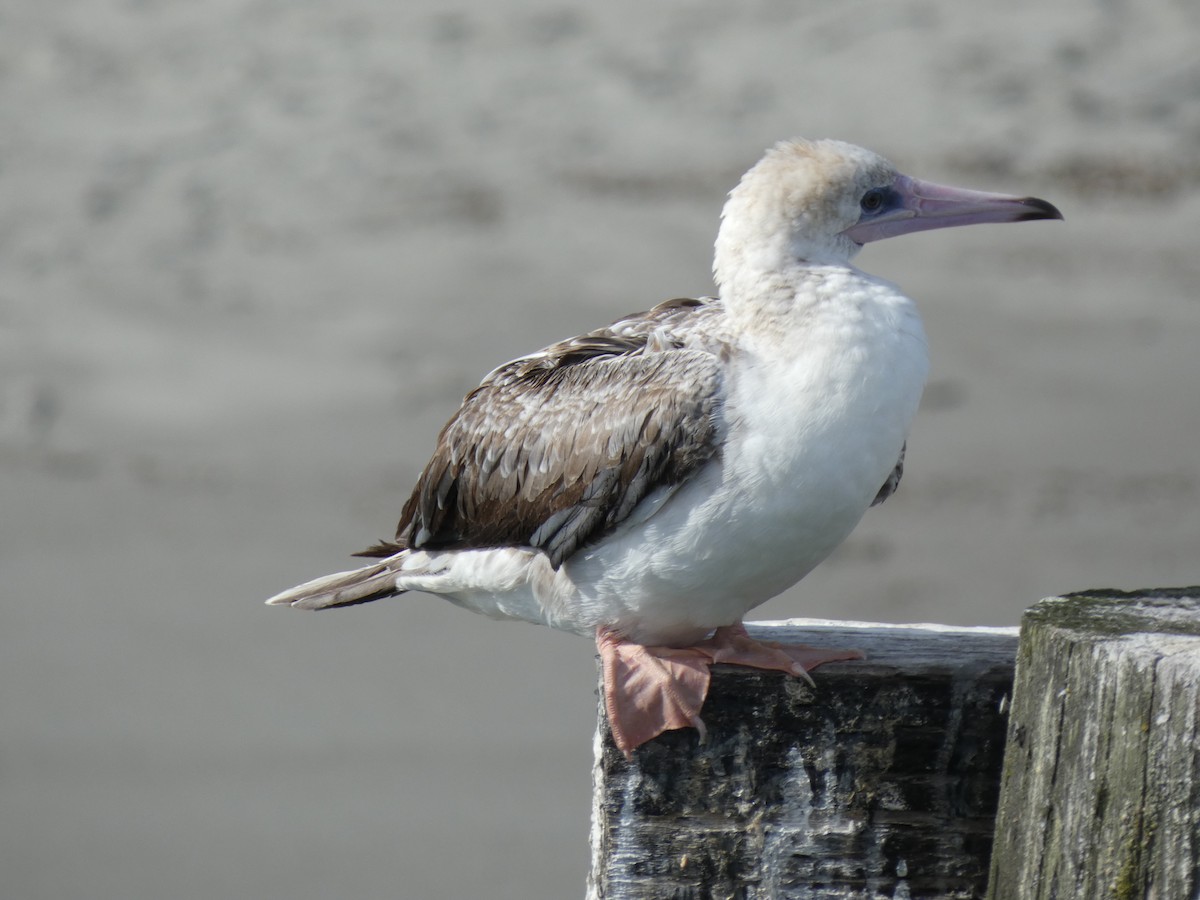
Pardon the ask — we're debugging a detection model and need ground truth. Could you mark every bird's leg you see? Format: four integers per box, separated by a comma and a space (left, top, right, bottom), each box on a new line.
596, 627, 711, 759
695, 621, 865, 683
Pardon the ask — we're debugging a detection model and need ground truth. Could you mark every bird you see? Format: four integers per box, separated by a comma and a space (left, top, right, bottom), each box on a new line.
267, 138, 1061, 757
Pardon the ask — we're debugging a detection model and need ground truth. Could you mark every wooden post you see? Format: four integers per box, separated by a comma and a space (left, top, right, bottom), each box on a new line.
588, 619, 1019, 900
986, 588, 1200, 900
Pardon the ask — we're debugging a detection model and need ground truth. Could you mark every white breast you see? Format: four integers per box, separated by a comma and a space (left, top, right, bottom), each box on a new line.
563, 266, 929, 644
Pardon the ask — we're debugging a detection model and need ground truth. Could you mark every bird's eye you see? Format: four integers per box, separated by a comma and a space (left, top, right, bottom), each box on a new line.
860, 188, 887, 213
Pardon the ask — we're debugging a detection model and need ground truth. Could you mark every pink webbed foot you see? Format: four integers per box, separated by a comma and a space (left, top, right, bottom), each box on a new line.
597, 628, 711, 759
596, 622, 864, 759
696, 622, 865, 684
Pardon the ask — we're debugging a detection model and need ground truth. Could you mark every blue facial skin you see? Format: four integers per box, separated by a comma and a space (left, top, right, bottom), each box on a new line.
858, 185, 902, 218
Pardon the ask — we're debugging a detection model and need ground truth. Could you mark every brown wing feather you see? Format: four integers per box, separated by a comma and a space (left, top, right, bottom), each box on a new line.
358, 298, 726, 567
871, 443, 906, 506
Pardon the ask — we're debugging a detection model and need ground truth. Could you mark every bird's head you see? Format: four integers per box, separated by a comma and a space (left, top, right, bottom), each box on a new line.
713, 138, 1062, 292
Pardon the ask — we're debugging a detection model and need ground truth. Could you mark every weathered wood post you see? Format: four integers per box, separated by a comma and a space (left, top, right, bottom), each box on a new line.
986, 588, 1200, 900
588, 619, 1019, 899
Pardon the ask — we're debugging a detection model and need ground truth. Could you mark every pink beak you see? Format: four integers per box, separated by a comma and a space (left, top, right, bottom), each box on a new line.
841, 174, 1062, 244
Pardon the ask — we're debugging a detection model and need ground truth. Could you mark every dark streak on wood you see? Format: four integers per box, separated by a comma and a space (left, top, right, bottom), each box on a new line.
589, 620, 1019, 900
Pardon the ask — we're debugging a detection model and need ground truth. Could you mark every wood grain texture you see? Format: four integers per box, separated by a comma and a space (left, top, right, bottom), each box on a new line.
589, 619, 1019, 900
986, 588, 1200, 900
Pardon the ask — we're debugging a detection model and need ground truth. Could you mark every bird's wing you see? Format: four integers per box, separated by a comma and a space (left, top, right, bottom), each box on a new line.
359, 298, 727, 567
871, 443, 906, 507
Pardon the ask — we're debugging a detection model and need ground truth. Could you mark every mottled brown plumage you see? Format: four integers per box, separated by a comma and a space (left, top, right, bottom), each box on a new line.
357, 298, 728, 567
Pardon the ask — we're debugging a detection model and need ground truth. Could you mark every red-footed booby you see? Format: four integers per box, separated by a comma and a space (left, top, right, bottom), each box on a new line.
267, 139, 1061, 756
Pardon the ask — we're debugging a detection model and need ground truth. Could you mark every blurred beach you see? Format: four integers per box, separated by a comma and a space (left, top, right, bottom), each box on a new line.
3, 0, 1200, 896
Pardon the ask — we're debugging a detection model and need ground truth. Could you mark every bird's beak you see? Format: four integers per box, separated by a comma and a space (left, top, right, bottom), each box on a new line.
841, 174, 1063, 244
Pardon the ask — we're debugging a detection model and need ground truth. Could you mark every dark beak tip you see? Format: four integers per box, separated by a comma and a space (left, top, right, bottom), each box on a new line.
1021, 197, 1065, 222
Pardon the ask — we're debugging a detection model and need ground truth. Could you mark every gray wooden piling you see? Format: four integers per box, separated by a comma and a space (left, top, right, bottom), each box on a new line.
986, 588, 1200, 900
588, 619, 1019, 900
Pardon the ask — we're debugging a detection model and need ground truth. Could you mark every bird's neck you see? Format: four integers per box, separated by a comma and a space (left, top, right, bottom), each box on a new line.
718, 258, 855, 333
713, 221, 863, 329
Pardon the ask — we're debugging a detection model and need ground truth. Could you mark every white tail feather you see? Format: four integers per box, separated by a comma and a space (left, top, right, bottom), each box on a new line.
265, 557, 404, 610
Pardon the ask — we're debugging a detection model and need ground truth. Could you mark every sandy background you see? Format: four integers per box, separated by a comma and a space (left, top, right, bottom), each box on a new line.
3, 0, 1200, 897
